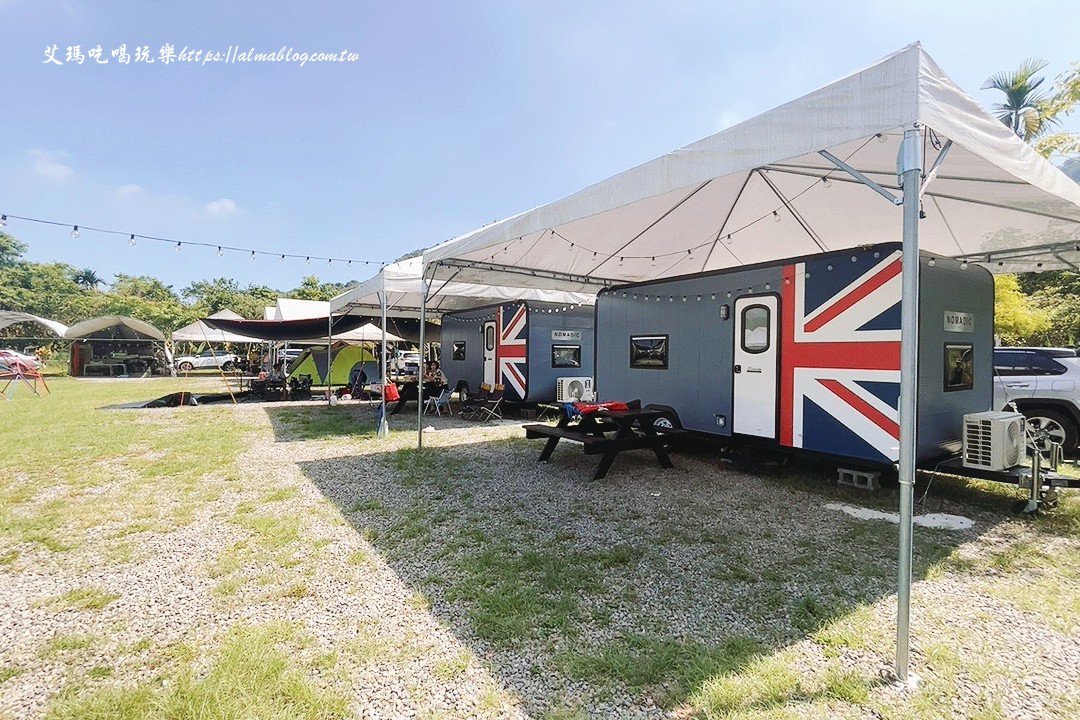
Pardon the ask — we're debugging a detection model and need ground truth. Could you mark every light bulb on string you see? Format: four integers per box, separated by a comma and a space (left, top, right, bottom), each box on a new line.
175, 241, 182, 253
217, 246, 224, 257
305, 257, 310, 264
250, 251, 256, 261
128, 234, 136, 247
280, 254, 285, 262
821, 176, 831, 188
70, 225, 80, 238
0, 215, 8, 227
772, 211, 781, 223
876, 133, 888, 143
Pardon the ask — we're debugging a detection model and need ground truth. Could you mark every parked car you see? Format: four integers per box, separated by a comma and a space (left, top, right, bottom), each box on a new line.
388, 350, 421, 377
174, 349, 239, 372
0, 348, 41, 369
993, 347, 1080, 452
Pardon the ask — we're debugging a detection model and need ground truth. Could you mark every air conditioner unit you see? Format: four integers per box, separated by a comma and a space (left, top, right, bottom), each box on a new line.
962, 411, 1026, 471
556, 376, 595, 403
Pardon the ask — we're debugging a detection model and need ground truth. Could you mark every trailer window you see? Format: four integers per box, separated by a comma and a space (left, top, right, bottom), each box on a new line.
485, 325, 495, 352
552, 344, 581, 368
944, 343, 973, 391
452, 341, 466, 361
741, 305, 770, 354
630, 335, 668, 369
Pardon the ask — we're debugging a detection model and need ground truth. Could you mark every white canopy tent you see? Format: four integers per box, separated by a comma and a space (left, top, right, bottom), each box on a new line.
171, 309, 263, 344
421, 43, 1080, 682
65, 315, 165, 341
330, 255, 595, 435
0, 310, 68, 337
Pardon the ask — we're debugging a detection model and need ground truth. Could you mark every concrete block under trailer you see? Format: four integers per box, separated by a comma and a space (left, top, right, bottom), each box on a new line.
594, 243, 995, 468
440, 301, 595, 404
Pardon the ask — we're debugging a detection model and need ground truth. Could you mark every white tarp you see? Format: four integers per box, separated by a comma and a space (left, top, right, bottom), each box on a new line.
271, 298, 330, 320
330, 256, 595, 316
424, 43, 1080, 287
0, 310, 68, 337
171, 309, 263, 343
65, 315, 165, 341
333, 322, 404, 344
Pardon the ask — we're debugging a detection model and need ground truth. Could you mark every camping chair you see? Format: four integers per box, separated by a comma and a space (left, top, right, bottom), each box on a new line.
477, 384, 505, 422
459, 383, 492, 421
423, 386, 454, 417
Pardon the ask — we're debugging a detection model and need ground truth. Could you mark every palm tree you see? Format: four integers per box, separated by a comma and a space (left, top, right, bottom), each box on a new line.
982, 58, 1050, 141
72, 268, 103, 290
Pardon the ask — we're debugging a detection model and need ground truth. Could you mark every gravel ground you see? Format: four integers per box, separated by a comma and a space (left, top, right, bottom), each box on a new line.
2, 398, 1079, 719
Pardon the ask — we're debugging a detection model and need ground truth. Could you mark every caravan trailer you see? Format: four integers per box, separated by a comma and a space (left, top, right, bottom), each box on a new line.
594, 243, 994, 466
440, 301, 595, 404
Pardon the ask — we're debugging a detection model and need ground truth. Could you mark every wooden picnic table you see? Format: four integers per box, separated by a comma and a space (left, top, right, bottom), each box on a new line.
523, 406, 685, 480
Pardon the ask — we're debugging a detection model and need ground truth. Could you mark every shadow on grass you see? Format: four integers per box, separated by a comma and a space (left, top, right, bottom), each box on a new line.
297, 434, 1005, 716
263, 403, 381, 442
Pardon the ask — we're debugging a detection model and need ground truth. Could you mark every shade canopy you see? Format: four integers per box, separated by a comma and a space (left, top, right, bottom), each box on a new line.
424, 43, 1080, 289
203, 314, 370, 342
65, 315, 165, 341
330, 256, 594, 317
171, 309, 263, 344
0, 310, 68, 337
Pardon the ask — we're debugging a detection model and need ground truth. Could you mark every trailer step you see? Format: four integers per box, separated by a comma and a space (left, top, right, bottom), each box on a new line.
838, 468, 881, 491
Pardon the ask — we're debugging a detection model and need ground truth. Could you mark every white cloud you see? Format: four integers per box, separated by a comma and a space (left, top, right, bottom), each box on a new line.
30, 150, 75, 183
205, 198, 238, 216
114, 183, 144, 200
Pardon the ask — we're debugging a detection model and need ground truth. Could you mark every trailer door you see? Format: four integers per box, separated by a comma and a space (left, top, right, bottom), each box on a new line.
483, 320, 497, 386
733, 295, 779, 438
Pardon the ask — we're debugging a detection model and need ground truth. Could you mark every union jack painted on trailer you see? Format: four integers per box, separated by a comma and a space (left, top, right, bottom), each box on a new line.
780, 250, 903, 463
495, 303, 529, 400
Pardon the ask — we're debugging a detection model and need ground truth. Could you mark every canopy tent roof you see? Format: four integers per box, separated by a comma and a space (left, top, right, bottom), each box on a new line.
424, 43, 1080, 288
0, 310, 68, 337
332, 322, 405, 344
269, 298, 330, 321
203, 313, 370, 343
65, 315, 165, 341
330, 256, 594, 317
171, 309, 264, 344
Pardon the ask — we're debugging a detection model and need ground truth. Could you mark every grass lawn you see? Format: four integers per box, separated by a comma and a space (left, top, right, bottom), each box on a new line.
2, 377, 1079, 719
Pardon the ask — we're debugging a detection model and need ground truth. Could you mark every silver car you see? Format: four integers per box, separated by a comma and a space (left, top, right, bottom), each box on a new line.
993, 347, 1080, 452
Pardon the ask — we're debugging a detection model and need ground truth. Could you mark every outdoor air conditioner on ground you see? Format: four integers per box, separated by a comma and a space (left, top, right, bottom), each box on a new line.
962, 411, 1026, 471
556, 376, 595, 403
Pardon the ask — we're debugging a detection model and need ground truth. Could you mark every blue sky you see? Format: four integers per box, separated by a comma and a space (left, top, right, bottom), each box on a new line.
2, 0, 1078, 295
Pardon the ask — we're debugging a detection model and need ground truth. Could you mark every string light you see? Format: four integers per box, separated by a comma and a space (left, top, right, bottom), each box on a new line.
250, 250, 256, 261
821, 176, 831, 188
0, 212, 385, 267
772, 211, 781, 223
175, 241, 182, 253
876, 132, 888, 143
960, 260, 969, 270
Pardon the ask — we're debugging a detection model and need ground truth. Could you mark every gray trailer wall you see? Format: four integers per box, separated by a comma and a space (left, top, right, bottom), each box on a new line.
597, 244, 995, 466
595, 264, 781, 434
525, 306, 595, 403
915, 256, 995, 459
440, 305, 493, 395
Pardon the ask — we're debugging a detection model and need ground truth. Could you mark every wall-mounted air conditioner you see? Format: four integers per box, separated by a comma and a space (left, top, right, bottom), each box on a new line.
962, 411, 1026, 471
556, 376, 595, 403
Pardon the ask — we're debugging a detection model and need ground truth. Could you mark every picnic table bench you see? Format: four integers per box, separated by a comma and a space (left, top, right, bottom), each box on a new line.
523, 405, 686, 480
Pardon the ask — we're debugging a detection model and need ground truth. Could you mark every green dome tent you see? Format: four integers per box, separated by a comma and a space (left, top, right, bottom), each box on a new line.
287, 342, 376, 386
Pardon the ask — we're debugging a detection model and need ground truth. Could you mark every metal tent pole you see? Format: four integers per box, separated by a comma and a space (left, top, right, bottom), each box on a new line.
326, 312, 333, 405
379, 290, 388, 438
896, 125, 923, 683
417, 276, 427, 449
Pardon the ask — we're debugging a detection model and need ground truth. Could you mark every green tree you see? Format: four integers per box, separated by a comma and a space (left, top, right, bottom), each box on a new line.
0, 231, 28, 268
994, 274, 1050, 344
0, 261, 95, 323
72, 267, 104, 290
183, 277, 279, 319
984, 59, 1080, 157
288, 275, 350, 302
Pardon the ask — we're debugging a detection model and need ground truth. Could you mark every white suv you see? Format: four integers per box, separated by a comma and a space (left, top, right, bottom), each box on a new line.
993, 347, 1080, 452
174, 349, 240, 372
